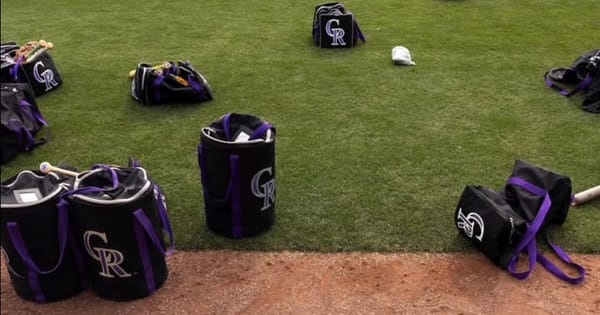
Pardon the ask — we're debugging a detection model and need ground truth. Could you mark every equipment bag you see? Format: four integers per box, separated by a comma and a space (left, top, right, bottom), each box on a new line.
544, 48, 600, 113
1, 82, 48, 164
1, 170, 86, 303
131, 60, 213, 106
455, 160, 586, 284
198, 113, 276, 238
66, 164, 174, 301
1, 41, 62, 96
312, 2, 366, 48
455, 185, 528, 268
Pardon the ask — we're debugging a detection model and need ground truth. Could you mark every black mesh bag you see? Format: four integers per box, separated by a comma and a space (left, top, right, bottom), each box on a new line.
198, 113, 276, 238
1, 170, 86, 303
66, 164, 174, 301
1, 82, 49, 164
131, 61, 213, 106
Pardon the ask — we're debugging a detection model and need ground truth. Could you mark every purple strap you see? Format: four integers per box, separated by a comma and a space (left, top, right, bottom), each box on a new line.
133, 209, 171, 294
5, 200, 69, 302
229, 155, 242, 238
90, 164, 119, 189
153, 184, 174, 256
222, 113, 232, 141
187, 74, 202, 94
505, 176, 585, 284
153, 75, 165, 103
506, 177, 550, 279
545, 71, 594, 97
249, 123, 273, 140
10, 55, 23, 81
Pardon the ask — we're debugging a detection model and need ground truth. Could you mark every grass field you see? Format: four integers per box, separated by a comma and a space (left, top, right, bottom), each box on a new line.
1, 0, 599, 253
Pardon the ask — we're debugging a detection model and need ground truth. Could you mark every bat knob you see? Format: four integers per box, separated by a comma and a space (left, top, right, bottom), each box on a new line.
39, 162, 52, 173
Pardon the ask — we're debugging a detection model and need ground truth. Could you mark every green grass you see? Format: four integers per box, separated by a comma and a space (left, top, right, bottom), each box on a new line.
2, 0, 599, 253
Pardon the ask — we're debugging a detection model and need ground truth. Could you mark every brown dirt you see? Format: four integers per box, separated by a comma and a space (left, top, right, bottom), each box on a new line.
1, 251, 598, 314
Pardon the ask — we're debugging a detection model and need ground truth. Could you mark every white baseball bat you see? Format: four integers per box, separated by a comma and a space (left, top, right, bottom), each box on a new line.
39, 162, 79, 177
571, 185, 600, 206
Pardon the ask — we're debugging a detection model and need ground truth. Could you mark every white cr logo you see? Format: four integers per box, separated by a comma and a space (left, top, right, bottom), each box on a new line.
83, 231, 132, 278
325, 19, 346, 46
33, 61, 59, 91
456, 208, 485, 241
251, 167, 276, 211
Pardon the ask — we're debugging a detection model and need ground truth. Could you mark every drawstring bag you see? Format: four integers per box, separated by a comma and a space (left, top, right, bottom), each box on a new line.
1, 170, 86, 303
66, 164, 174, 301
198, 113, 276, 238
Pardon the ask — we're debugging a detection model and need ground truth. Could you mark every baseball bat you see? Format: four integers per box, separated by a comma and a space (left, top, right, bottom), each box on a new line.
39, 162, 79, 177
571, 185, 600, 206
128, 62, 169, 78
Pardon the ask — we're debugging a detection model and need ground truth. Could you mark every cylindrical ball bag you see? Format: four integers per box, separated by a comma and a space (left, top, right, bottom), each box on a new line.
1, 170, 86, 303
198, 113, 276, 238
67, 165, 173, 301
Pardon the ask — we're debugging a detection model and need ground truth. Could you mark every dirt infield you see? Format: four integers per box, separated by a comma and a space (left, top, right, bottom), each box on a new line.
1, 251, 598, 314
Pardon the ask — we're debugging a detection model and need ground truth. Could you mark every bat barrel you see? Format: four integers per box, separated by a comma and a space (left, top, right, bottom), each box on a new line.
571, 185, 600, 206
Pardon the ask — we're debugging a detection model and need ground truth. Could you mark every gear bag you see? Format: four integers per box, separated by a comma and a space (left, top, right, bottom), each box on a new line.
544, 48, 600, 113
455, 160, 585, 284
66, 164, 174, 300
198, 113, 276, 238
1, 83, 49, 164
312, 2, 366, 48
1, 41, 63, 96
130, 61, 213, 106
1, 170, 86, 303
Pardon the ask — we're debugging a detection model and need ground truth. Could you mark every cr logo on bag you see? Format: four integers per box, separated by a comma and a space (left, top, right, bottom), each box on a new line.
456, 208, 485, 241
83, 231, 132, 278
251, 167, 275, 211
325, 19, 346, 46
33, 61, 59, 91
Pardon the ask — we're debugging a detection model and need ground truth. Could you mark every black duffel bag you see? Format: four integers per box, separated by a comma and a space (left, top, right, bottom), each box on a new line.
66, 164, 174, 301
1, 82, 49, 164
198, 113, 276, 238
131, 60, 213, 106
1, 170, 86, 302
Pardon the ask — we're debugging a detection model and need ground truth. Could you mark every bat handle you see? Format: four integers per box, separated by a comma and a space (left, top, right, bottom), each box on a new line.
571, 185, 600, 206
39, 162, 79, 177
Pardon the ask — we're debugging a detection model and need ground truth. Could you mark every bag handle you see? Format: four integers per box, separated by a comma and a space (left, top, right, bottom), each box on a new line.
197, 145, 238, 203
5, 198, 70, 302
505, 176, 585, 283
152, 184, 174, 255
132, 208, 172, 294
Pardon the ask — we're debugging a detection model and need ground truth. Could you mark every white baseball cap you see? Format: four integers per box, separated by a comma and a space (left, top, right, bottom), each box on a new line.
392, 46, 415, 66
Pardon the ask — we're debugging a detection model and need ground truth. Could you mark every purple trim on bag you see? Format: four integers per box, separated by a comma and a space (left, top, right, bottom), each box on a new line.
229, 155, 242, 238
537, 236, 585, 284
249, 123, 272, 140
222, 113, 232, 141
